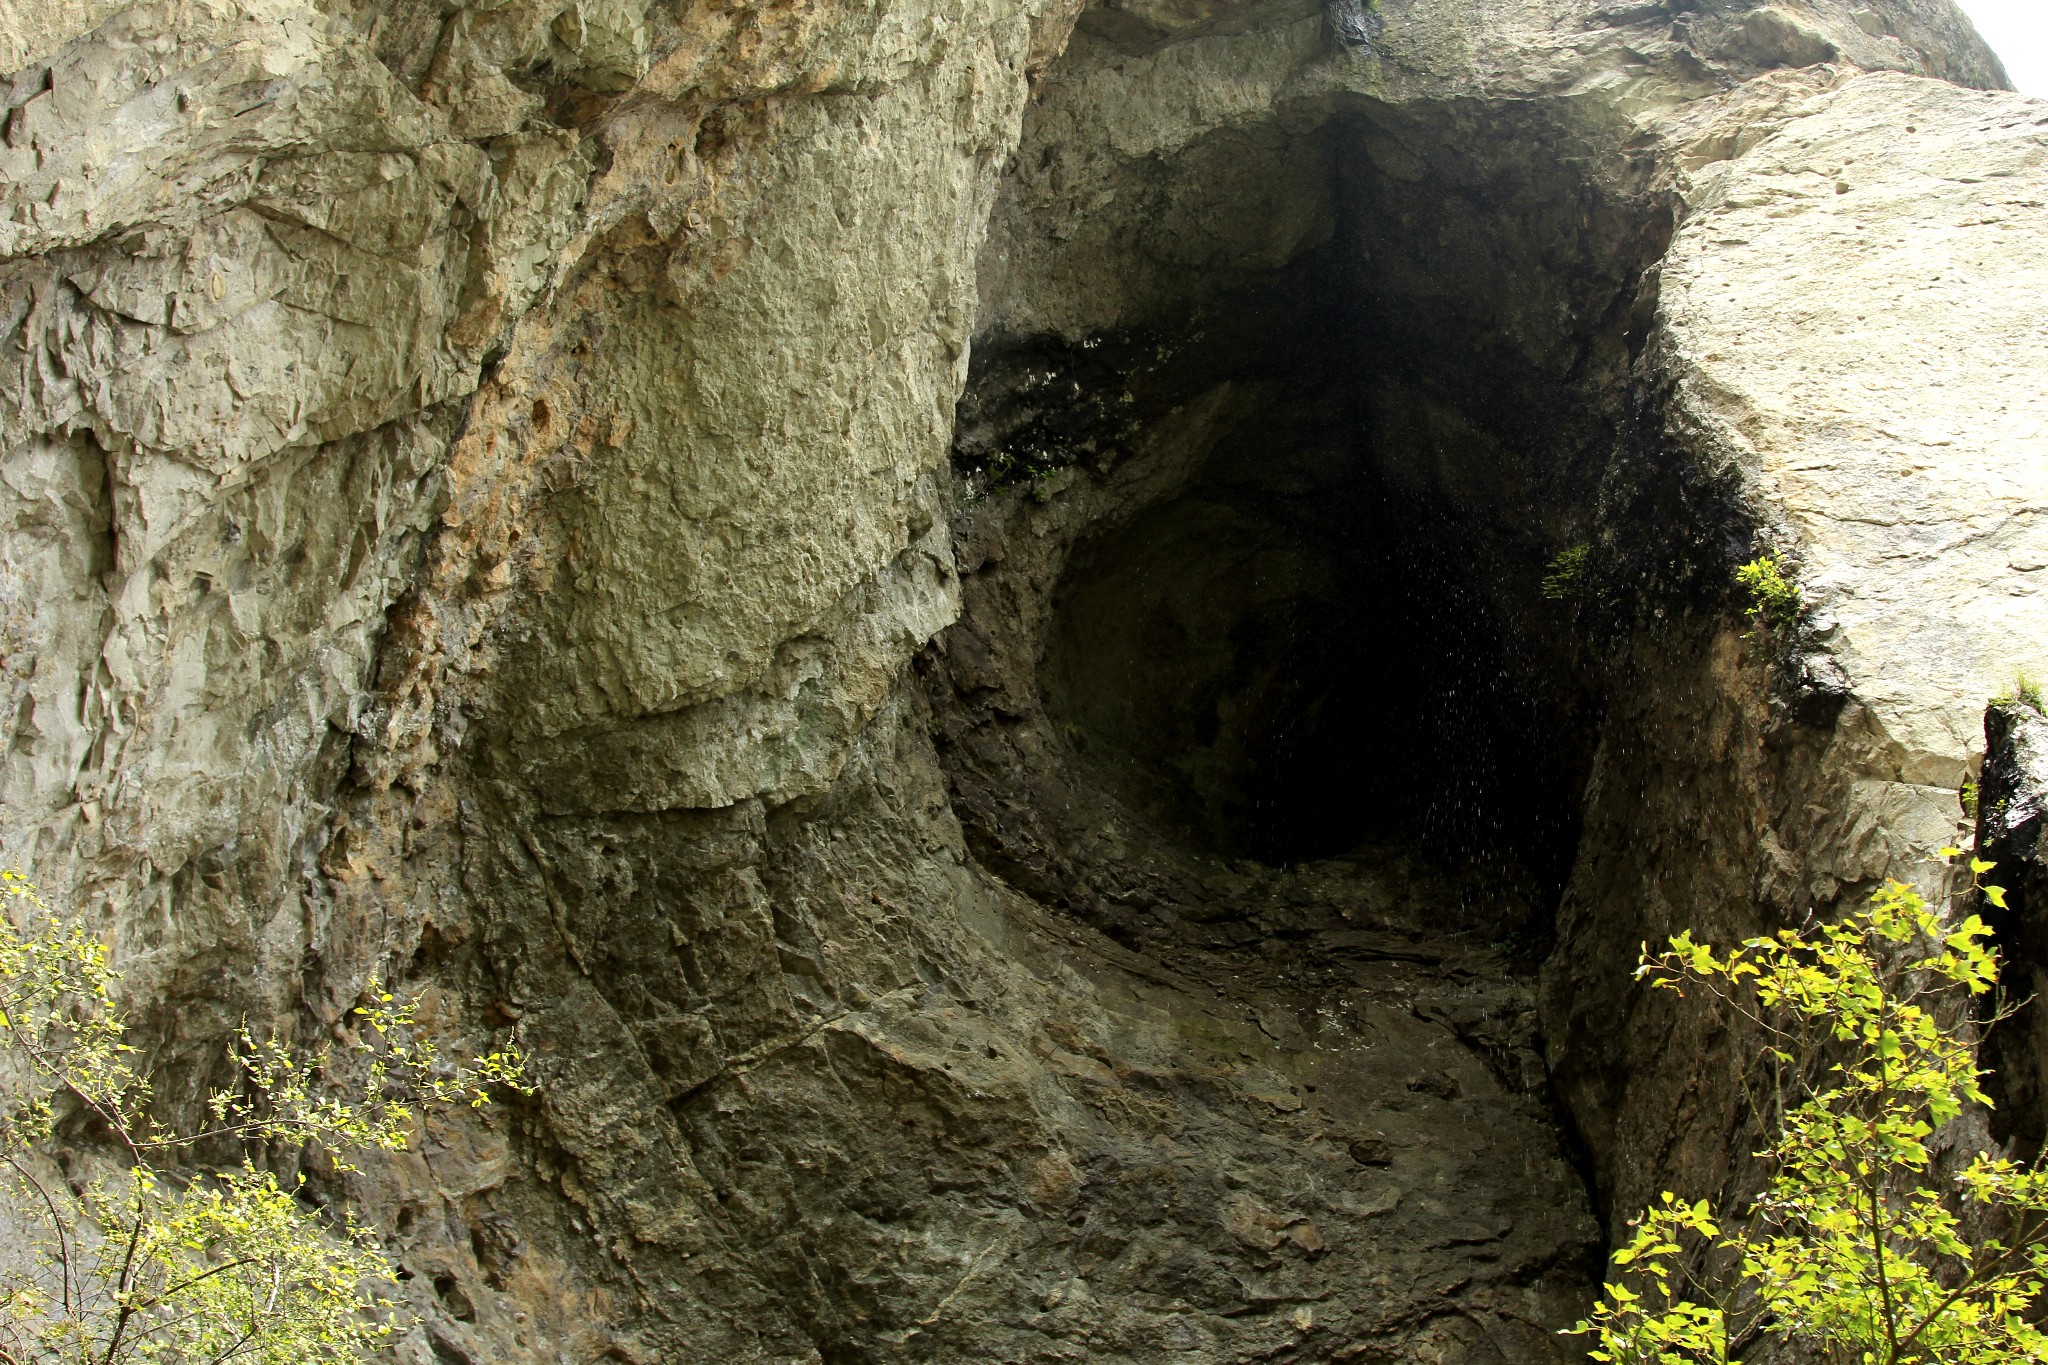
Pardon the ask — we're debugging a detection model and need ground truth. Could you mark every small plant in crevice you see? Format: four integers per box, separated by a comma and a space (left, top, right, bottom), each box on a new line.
1540, 543, 1592, 602
1992, 673, 2046, 714
1735, 554, 1801, 631
0, 867, 532, 1364
1568, 852, 2048, 1365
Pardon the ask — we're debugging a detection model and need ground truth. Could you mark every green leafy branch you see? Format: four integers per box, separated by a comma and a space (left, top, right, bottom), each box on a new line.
1569, 856, 2048, 1365
0, 868, 531, 1364
1541, 544, 1592, 602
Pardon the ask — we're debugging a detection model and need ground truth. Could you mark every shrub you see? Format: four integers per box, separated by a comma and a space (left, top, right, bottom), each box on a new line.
0, 868, 528, 1363
1993, 674, 2045, 714
1569, 857, 2048, 1364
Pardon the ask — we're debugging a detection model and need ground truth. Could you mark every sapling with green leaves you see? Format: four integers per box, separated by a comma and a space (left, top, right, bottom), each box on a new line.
0, 868, 529, 1364
1735, 554, 1801, 630
1569, 853, 2048, 1364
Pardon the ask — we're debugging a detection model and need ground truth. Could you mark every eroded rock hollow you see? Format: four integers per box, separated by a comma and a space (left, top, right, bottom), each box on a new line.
4, 0, 2047, 1359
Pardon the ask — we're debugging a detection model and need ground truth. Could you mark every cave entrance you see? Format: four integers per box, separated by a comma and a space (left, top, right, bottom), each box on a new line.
1041, 437, 1590, 875
920, 44, 1688, 1357
956, 101, 1654, 901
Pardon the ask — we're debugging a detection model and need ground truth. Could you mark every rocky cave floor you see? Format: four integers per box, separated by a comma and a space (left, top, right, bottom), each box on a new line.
946, 824, 1605, 1359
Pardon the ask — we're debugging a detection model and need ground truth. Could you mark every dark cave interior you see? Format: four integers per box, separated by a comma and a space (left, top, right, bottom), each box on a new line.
950, 104, 1680, 911
1038, 386, 1596, 878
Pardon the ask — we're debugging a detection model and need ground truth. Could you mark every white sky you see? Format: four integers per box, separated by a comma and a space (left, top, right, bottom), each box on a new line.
1956, 0, 2048, 95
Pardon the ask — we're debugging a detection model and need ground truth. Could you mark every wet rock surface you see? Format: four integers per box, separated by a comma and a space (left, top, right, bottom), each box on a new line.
1974, 700, 2048, 1152
911, 448, 1608, 1356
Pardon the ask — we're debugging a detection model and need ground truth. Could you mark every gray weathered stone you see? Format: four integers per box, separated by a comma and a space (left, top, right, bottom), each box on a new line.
1, 0, 2044, 1358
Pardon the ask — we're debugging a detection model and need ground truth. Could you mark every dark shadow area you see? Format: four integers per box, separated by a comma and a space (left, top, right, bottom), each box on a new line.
980, 103, 1656, 887
943, 97, 1685, 939
1975, 700, 2048, 1156
1039, 379, 1596, 882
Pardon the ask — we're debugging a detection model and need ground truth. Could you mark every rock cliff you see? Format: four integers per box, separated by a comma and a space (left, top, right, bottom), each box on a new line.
2, 0, 2045, 1358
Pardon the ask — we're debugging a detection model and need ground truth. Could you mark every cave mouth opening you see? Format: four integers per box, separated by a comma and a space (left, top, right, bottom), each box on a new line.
960, 100, 1667, 908
1039, 377, 1598, 887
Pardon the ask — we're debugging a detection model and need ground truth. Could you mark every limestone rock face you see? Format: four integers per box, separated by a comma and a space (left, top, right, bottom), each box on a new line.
1657, 72, 2048, 783
1543, 68, 2048, 1222
1, 0, 2044, 1358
